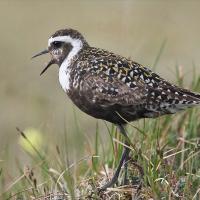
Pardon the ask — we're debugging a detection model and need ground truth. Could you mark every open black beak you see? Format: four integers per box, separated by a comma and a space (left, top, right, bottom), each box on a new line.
31, 49, 49, 58
32, 49, 55, 75
39, 60, 55, 76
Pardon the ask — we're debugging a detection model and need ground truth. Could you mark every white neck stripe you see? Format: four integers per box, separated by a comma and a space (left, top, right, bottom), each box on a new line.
54, 36, 83, 92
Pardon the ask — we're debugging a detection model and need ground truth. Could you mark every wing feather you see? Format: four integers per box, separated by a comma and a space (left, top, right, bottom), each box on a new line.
79, 50, 200, 119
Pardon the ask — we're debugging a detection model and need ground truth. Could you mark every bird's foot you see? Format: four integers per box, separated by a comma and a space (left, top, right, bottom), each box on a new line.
99, 173, 119, 191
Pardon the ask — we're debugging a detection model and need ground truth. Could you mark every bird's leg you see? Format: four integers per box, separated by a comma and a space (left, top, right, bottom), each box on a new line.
100, 144, 130, 190
119, 126, 144, 189
100, 125, 131, 190
123, 151, 129, 185
118, 125, 130, 185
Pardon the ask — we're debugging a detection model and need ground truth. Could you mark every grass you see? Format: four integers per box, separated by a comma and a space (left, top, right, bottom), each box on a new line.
1, 59, 200, 199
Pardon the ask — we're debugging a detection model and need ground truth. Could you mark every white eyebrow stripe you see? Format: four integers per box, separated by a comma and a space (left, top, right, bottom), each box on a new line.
48, 36, 78, 46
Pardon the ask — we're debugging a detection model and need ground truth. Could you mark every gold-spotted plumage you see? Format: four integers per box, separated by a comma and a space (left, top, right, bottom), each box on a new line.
66, 45, 200, 124
33, 28, 200, 190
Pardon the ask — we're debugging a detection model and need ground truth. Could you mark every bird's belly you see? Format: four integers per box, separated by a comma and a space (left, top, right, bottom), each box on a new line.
67, 91, 108, 119
67, 90, 147, 124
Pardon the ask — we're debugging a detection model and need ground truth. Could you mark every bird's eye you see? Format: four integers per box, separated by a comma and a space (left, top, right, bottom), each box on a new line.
52, 41, 62, 48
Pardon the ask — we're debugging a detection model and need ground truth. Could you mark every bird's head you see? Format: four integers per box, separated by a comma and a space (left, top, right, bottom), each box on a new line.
32, 28, 88, 75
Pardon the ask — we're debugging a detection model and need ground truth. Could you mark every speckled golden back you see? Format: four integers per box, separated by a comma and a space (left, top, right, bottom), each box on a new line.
65, 45, 200, 123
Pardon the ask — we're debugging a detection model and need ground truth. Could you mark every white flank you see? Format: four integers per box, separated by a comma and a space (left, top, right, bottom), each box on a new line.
48, 36, 83, 92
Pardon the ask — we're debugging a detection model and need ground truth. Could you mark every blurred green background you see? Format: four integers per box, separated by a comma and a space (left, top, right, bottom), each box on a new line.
1, 0, 200, 177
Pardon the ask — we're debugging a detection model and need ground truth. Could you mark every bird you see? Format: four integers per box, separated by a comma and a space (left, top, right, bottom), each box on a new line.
32, 28, 200, 190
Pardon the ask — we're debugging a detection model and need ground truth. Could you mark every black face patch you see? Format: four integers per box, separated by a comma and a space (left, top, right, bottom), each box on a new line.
50, 42, 73, 66
64, 42, 73, 50
62, 42, 73, 58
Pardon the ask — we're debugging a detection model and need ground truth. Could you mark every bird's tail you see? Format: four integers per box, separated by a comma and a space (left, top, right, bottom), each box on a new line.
164, 86, 200, 114
178, 87, 200, 101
